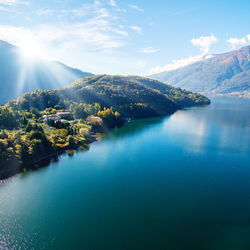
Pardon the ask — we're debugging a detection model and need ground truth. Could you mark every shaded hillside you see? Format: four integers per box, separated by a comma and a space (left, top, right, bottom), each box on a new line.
0, 40, 93, 104
150, 46, 250, 97
12, 75, 210, 118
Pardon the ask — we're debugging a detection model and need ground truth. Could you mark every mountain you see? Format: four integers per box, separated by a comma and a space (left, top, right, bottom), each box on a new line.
0, 40, 93, 104
150, 46, 250, 98
1, 75, 209, 173
13, 75, 210, 118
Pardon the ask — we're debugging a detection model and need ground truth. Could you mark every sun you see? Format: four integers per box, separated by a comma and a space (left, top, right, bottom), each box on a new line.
19, 40, 44, 60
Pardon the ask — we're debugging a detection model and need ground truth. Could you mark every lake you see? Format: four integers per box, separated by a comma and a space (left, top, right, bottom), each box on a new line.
0, 98, 250, 250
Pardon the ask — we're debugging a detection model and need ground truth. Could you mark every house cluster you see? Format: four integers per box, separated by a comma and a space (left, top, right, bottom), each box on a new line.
43, 111, 71, 124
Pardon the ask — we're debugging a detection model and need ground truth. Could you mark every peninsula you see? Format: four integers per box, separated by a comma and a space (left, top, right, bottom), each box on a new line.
0, 75, 210, 178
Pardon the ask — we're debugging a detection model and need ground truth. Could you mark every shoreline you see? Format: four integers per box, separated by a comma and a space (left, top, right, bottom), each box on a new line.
0, 132, 98, 180
0, 103, 210, 180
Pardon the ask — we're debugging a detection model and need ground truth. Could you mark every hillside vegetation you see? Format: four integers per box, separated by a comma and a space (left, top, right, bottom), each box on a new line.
12, 75, 210, 118
0, 75, 210, 175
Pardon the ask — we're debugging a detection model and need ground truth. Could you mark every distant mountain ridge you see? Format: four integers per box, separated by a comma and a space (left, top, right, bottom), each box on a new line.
150, 46, 250, 98
0, 40, 93, 104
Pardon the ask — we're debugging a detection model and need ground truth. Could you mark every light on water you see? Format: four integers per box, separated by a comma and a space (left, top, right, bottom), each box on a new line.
0, 98, 250, 249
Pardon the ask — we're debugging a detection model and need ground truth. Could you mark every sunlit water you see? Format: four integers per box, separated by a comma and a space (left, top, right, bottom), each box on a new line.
0, 98, 250, 250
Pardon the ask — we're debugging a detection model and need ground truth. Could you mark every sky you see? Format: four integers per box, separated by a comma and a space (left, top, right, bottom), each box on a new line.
0, 0, 249, 75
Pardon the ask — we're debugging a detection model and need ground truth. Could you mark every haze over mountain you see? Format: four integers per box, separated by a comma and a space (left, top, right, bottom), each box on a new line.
150, 46, 250, 98
0, 40, 93, 104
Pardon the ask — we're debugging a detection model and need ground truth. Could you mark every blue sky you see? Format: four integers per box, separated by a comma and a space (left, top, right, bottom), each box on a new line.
0, 0, 249, 75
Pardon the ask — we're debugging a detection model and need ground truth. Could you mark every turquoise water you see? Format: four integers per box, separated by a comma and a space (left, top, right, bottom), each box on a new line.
0, 98, 250, 249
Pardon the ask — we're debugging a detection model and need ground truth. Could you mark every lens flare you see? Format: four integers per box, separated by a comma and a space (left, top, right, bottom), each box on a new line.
19, 40, 43, 60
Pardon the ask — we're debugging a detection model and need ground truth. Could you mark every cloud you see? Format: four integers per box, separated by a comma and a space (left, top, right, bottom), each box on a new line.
191, 34, 218, 54
0, 5, 13, 11
0, 21, 127, 54
0, 1, 130, 58
109, 0, 117, 7
36, 9, 53, 16
139, 47, 160, 54
129, 26, 142, 34
61, 1, 104, 18
150, 55, 205, 74
130, 5, 144, 12
150, 34, 218, 74
227, 36, 248, 49
0, 0, 28, 5
247, 34, 250, 42
108, 0, 126, 13
0, 0, 18, 4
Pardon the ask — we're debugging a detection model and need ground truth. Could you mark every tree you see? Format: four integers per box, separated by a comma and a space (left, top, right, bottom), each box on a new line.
19, 143, 29, 163
30, 107, 41, 118
67, 135, 75, 146
29, 139, 44, 156
25, 122, 33, 132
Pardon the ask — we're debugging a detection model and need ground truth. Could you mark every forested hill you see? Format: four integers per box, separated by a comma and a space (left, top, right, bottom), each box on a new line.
0, 40, 93, 104
11, 75, 210, 118
150, 45, 250, 98
0, 75, 209, 173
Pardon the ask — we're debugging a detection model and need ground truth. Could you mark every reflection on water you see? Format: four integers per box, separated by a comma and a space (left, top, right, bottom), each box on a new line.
163, 99, 250, 155
0, 98, 250, 249
98, 116, 165, 141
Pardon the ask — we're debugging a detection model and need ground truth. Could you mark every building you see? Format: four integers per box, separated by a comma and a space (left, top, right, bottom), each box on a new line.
43, 114, 61, 124
43, 111, 71, 124
56, 112, 71, 119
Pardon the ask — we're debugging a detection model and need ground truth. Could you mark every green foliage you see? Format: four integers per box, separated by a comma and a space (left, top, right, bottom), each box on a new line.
70, 102, 101, 119
66, 149, 75, 157
97, 107, 122, 127
0, 107, 19, 129
48, 120, 67, 129
67, 135, 75, 146
30, 107, 41, 119
16, 90, 62, 111
0, 75, 210, 172
25, 122, 33, 132
9, 75, 209, 119
42, 107, 57, 115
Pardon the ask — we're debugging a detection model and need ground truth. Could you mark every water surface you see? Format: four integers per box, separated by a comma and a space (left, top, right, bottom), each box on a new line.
0, 98, 250, 249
